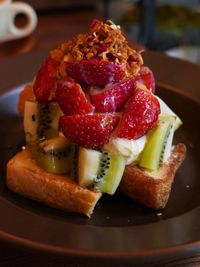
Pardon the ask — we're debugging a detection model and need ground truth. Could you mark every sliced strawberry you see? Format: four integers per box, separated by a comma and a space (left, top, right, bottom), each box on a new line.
67, 59, 125, 87
56, 77, 94, 115
90, 77, 136, 113
33, 57, 59, 102
59, 114, 120, 149
117, 87, 160, 140
138, 66, 155, 93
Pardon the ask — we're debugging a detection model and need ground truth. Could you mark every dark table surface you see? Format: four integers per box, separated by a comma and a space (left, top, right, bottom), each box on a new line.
0, 6, 200, 267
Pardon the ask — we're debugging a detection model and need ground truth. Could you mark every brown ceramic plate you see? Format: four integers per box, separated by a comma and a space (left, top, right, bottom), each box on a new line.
0, 51, 200, 264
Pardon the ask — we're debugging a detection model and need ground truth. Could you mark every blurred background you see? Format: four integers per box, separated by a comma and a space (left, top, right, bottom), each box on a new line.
1, 0, 200, 64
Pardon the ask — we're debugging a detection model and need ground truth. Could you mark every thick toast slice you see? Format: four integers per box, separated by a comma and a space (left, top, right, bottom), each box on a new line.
7, 144, 186, 215
120, 143, 186, 209
7, 148, 101, 217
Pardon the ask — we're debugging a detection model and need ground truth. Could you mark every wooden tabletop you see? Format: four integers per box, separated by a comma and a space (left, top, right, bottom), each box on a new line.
0, 7, 200, 267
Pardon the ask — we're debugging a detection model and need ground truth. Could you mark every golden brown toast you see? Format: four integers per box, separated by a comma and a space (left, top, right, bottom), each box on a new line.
7, 144, 186, 216
7, 148, 101, 217
120, 143, 186, 209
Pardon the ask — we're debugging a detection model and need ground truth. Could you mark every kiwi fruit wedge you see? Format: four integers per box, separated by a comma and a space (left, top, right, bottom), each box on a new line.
24, 101, 39, 143
78, 147, 102, 187
68, 144, 79, 179
78, 148, 126, 195
38, 102, 63, 139
29, 136, 71, 174
156, 96, 182, 130
24, 101, 63, 143
139, 114, 176, 171
95, 151, 126, 195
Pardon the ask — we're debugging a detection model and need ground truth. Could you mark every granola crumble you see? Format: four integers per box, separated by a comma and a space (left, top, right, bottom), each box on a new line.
50, 19, 143, 77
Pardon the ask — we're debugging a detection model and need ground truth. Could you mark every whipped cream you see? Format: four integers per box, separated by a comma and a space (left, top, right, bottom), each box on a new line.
104, 136, 147, 165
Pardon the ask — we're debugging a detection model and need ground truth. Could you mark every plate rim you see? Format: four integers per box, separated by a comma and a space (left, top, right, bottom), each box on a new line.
1, 227, 200, 264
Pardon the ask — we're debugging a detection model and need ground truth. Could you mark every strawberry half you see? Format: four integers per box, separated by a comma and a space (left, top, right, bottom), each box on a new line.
138, 66, 155, 93
59, 114, 120, 149
33, 57, 59, 102
117, 87, 160, 140
56, 77, 94, 115
90, 77, 136, 113
67, 59, 125, 87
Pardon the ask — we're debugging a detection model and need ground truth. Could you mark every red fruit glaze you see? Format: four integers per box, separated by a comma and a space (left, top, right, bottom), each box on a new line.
33, 57, 59, 102
67, 59, 125, 87
138, 66, 155, 93
56, 77, 94, 115
90, 77, 136, 113
117, 88, 160, 140
59, 114, 120, 149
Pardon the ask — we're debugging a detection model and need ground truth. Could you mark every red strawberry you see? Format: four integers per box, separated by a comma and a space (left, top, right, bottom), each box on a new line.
56, 77, 94, 115
33, 57, 59, 102
117, 87, 160, 140
138, 66, 155, 93
67, 59, 125, 87
59, 114, 120, 149
90, 77, 136, 113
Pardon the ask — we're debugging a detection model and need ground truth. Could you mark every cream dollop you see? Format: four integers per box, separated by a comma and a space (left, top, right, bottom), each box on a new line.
104, 136, 147, 165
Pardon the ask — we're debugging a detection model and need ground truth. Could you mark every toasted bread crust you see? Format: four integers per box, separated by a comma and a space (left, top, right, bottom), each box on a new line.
6, 148, 101, 217
7, 144, 186, 215
120, 143, 186, 209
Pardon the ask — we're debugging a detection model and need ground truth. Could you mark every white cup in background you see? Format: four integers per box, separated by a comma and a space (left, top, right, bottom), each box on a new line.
0, 0, 37, 42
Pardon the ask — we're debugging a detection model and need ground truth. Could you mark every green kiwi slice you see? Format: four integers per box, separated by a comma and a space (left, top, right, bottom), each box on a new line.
38, 102, 63, 139
77, 147, 126, 194
24, 101, 39, 143
29, 136, 71, 174
95, 151, 126, 195
139, 114, 176, 171
78, 147, 102, 187
24, 101, 63, 143
69, 144, 79, 179
156, 96, 182, 130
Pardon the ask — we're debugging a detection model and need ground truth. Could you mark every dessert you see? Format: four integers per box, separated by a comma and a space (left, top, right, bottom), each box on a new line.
7, 20, 186, 216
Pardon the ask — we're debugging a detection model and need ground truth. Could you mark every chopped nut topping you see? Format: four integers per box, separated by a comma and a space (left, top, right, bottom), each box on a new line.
50, 19, 143, 77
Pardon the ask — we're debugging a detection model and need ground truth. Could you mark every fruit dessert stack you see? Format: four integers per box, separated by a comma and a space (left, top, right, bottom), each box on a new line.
7, 20, 186, 216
